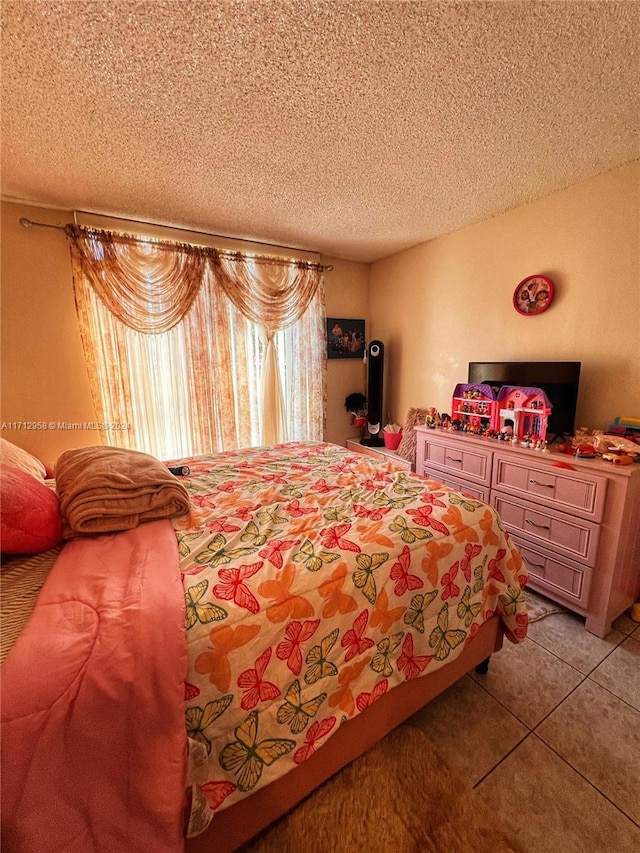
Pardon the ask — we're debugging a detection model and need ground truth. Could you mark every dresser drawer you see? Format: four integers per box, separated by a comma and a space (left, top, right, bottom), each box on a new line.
419, 437, 491, 486
513, 535, 592, 610
492, 491, 600, 566
492, 455, 607, 522
421, 468, 490, 503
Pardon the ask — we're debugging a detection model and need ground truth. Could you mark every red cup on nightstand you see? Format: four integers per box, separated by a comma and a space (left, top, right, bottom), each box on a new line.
383, 430, 402, 451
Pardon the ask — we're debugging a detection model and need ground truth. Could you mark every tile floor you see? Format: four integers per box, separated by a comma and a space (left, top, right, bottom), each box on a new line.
407, 589, 640, 853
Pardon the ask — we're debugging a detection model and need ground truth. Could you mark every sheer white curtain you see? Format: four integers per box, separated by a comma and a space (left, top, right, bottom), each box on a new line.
275, 281, 326, 443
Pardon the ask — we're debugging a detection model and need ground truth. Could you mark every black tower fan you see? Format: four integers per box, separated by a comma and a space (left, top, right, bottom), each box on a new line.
361, 340, 384, 446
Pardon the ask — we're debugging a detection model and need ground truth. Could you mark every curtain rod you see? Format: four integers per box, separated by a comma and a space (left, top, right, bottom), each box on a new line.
18, 217, 334, 271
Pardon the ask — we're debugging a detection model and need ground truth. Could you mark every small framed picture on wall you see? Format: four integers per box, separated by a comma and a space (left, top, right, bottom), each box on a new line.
326, 318, 366, 359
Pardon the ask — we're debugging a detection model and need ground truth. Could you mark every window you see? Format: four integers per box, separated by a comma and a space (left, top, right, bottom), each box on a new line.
69, 228, 326, 460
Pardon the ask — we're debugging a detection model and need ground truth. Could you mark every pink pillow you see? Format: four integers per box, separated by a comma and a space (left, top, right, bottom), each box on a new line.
1, 464, 63, 554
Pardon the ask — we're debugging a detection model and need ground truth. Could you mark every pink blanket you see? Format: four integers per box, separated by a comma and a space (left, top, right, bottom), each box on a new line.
1, 521, 187, 853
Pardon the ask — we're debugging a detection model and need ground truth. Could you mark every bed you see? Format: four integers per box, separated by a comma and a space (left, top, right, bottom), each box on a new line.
1, 440, 528, 853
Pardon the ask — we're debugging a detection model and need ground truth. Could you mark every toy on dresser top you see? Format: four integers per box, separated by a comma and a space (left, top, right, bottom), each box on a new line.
449, 383, 551, 448
556, 427, 639, 466
605, 416, 640, 442
420, 390, 638, 463
450, 383, 499, 435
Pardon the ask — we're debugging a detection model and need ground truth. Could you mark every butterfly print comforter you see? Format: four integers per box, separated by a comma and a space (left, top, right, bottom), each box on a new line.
172, 442, 529, 837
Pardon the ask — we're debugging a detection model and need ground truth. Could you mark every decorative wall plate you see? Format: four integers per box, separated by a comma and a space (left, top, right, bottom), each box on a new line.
513, 275, 554, 316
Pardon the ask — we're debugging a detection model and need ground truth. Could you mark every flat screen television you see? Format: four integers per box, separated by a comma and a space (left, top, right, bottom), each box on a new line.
467, 361, 581, 440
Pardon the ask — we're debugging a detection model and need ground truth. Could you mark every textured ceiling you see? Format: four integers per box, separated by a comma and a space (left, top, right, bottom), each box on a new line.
2, 1, 639, 262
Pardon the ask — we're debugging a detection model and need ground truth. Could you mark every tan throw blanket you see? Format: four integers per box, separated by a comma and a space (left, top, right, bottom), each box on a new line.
55, 445, 190, 536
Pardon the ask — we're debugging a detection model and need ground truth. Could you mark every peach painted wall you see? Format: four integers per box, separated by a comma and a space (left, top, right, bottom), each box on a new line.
3, 163, 635, 468
0, 201, 369, 466
1, 203, 96, 469
322, 258, 370, 446
369, 162, 640, 434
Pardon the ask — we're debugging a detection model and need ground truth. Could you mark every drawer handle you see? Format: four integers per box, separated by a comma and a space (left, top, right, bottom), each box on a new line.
528, 479, 553, 489
526, 519, 551, 530
527, 560, 546, 570
446, 456, 463, 463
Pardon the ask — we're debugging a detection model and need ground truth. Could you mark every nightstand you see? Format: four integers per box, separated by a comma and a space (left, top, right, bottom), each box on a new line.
346, 439, 413, 472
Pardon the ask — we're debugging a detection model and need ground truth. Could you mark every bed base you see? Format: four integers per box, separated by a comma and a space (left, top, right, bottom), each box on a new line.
184, 615, 504, 853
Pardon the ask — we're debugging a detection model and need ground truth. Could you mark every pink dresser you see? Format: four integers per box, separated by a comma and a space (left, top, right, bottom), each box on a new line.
415, 426, 639, 638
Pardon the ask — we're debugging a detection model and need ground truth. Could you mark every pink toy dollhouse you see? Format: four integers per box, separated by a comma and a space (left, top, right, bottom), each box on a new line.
451, 383, 499, 433
496, 385, 552, 445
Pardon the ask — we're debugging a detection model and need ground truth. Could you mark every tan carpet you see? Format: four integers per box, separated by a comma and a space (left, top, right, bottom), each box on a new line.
245, 725, 525, 853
